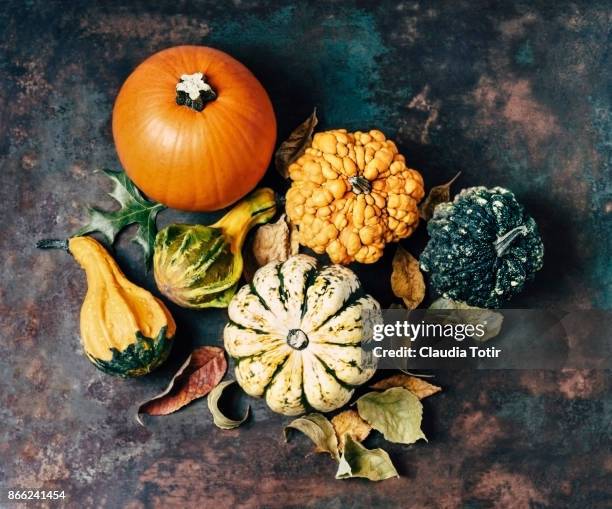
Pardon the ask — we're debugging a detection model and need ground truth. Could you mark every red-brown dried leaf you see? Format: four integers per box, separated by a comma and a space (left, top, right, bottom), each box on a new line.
137, 346, 227, 424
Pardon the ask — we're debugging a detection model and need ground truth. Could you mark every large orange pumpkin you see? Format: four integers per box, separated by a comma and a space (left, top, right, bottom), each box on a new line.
112, 46, 276, 211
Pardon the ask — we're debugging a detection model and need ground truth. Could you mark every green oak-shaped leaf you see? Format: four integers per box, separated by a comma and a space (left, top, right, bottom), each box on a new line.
284, 413, 339, 460
335, 435, 398, 481
356, 388, 427, 445
75, 168, 164, 269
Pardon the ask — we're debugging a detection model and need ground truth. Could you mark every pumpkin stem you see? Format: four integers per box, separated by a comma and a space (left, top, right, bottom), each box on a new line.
494, 225, 528, 257
286, 329, 309, 350
349, 176, 372, 195
36, 238, 69, 251
175, 72, 217, 112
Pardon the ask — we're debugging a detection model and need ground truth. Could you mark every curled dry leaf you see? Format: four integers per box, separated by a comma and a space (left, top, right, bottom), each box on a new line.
356, 388, 427, 445
399, 369, 436, 378
275, 108, 318, 179
370, 374, 441, 400
136, 346, 227, 425
331, 410, 372, 452
285, 412, 398, 483
429, 297, 468, 309
391, 246, 426, 309
207, 380, 250, 430
253, 214, 299, 266
284, 413, 339, 460
335, 435, 399, 482
419, 171, 461, 221
429, 297, 504, 342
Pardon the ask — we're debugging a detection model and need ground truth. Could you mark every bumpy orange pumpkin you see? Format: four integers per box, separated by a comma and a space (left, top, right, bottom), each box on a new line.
112, 46, 276, 211
285, 129, 425, 264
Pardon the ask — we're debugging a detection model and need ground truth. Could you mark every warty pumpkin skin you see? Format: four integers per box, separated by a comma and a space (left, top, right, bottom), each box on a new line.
224, 255, 381, 416
112, 45, 276, 212
285, 129, 425, 264
69, 236, 176, 377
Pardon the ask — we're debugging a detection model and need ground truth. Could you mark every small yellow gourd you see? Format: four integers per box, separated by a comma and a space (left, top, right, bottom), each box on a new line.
40, 236, 176, 377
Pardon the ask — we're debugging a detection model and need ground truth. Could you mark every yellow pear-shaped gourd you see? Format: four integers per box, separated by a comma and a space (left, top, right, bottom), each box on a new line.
69, 236, 176, 377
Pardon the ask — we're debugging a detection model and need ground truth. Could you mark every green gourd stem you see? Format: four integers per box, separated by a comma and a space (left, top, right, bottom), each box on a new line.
213, 188, 277, 251
36, 238, 69, 251
494, 225, 528, 257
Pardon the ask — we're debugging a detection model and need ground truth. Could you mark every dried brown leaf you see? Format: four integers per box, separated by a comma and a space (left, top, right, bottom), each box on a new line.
419, 171, 461, 221
275, 109, 318, 179
243, 214, 300, 283
370, 374, 441, 400
136, 346, 227, 424
253, 214, 298, 266
391, 246, 426, 309
285, 413, 339, 460
428, 298, 504, 342
331, 410, 372, 451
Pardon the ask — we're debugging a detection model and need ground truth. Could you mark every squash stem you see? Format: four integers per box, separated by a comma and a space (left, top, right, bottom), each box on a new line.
287, 329, 309, 350
213, 188, 277, 250
494, 225, 528, 257
349, 176, 372, 194
36, 238, 69, 251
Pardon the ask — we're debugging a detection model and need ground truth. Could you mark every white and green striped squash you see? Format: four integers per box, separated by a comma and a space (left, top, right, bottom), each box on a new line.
223, 255, 380, 416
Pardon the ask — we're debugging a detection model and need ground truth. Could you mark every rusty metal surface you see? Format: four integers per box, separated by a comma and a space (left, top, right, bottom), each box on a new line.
0, 1, 610, 507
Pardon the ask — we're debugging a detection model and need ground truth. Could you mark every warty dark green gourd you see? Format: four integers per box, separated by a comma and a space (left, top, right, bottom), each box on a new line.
420, 186, 544, 308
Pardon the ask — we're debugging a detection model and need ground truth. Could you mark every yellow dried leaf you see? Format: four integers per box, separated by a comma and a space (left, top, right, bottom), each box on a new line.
331, 410, 372, 451
285, 413, 339, 460
336, 435, 398, 481
391, 246, 426, 309
356, 388, 426, 444
370, 374, 441, 400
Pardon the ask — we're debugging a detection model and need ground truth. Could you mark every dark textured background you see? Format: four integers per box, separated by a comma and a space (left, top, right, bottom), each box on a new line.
1, 1, 611, 508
